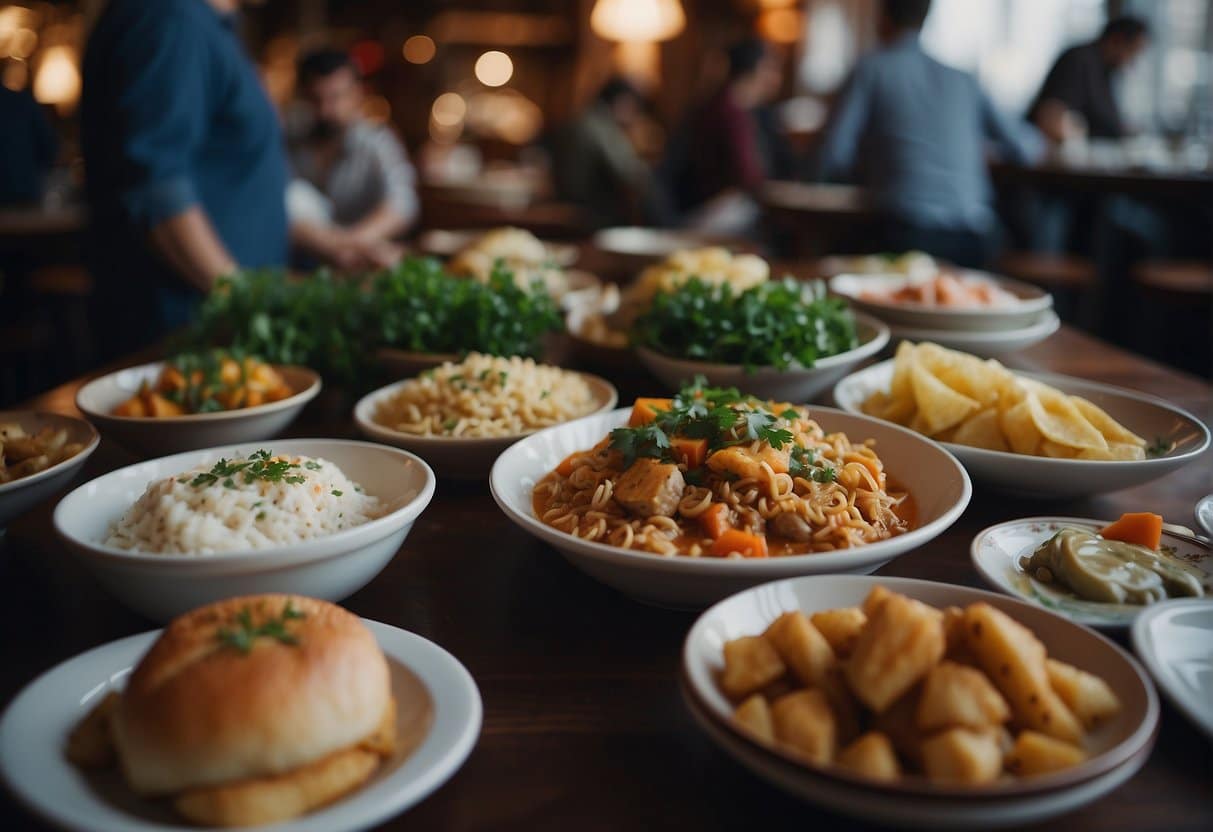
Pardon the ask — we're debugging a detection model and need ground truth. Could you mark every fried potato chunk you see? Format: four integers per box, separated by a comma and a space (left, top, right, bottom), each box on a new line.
733, 694, 775, 744
836, 732, 900, 782
1004, 730, 1087, 777
916, 661, 1011, 732
763, 611, 835, 687
872, 686, 928, 766
846, 593, 945, 713
65, 692, 120, 769
1045, 659, 1121, 729
720, 636, 786, 700
810, 607, 867, 658
174, 746, 382, 827
920, 728, 1003, 786
771, 688, 836, 765
963, 604, 1083, 743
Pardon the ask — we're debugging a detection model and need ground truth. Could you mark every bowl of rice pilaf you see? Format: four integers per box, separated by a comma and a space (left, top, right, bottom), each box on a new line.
53, 440, 435, 620
354, 353, 618, 480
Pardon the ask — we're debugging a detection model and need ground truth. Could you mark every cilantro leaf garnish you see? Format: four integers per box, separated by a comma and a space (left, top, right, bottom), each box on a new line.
187, 449, 307, 489
216, 600, 307, 654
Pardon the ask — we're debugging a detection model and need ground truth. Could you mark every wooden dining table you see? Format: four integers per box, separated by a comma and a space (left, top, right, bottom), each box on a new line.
1, 324, 1210, 831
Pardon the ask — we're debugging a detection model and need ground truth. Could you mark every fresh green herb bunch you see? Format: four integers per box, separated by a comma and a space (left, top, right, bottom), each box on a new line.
607, 377, 836, 482
186, 268, 374, 385
371, 258, 561, 358
631, 277, 859, 371
216, 600, 307, 654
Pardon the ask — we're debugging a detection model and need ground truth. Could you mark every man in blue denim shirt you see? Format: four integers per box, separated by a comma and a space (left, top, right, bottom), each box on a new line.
813, 0, 1043, 268
81, 0, 287, 355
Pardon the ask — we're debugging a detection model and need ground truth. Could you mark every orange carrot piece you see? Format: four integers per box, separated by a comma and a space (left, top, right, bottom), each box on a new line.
1100, 512, 1163, 550
555, 452, 581, 478
670, 436, 709, 470
627, 398, 673, 427
709, 528, 769, 559
700, 502, 731, 539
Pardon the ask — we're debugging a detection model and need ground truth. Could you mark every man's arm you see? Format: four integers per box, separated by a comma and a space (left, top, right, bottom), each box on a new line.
980, 85, 1045, 165
813, 62, 872, 182
346, 129, 419, 241
150, 208, 238, 292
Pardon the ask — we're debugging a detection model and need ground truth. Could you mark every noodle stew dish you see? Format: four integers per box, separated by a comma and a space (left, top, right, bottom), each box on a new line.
492, 380, 972, 607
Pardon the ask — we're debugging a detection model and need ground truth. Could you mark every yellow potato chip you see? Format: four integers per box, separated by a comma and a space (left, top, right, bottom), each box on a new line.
1038, 439, 1081, 459
1069, 398, 1145, 448
1024, 390, 1107, 451
910, 360, 980, 435
1000, 399, 1041, 455
890, 341, 916, 404
915, 343, 1006, 408
951, 408, 1010, 452
1077, 442, 1146, 461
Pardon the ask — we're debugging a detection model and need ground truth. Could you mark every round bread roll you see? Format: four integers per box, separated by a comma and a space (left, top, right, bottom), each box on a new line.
112, 594, 391, 796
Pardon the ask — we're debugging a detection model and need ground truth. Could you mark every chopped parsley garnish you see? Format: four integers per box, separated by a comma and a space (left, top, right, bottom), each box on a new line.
186, 449, 307, 488
609, 423, 671, 468
442, 418, 458, 432
304, 461, 322, 470
256, 511, 266, 520
331, 489, 343, 496
1146, 437, 1173, 457
216, 600, 306, 654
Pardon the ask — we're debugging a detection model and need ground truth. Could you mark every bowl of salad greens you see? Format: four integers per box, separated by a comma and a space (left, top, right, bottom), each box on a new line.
632, 277, 889, 403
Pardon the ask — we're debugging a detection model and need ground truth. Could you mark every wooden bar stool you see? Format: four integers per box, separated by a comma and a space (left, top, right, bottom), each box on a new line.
994, 251, 1098, 327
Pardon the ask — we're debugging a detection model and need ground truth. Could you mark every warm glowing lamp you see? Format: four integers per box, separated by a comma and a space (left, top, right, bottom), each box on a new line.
34, 44, 80, 113
590, 0, 685, 88
474, 50, 513, 87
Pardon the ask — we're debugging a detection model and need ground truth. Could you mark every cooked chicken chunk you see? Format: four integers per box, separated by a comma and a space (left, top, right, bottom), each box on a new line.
771, 512, 814, 542
613, 458, 685, 517
707, 444, 790, 480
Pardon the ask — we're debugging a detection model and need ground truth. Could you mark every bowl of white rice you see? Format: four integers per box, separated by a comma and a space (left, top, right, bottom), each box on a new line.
354, 353, 617, 480
53, 439, 436, 621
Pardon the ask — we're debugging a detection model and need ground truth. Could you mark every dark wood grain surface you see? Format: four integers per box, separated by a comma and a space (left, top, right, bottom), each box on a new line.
2, 325, 1211, 831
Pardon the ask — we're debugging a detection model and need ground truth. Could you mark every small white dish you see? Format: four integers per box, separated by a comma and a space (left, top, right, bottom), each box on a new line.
1196, 493, 1213, 538
1132, 599, 1213, 741
53, 439, 436, 621
971, 516, 1212, 629
353, 372, 618, 480
886, 309, 1061, 358
0, 618, 481, 832
0, 411, 99, 527
829, 271, 1053, 332
682, 574, 1159, 829
76, 361, 321, 457
636, 312, 890, 404
416, 228, 578, 266
490, 407, 970, 608
833, 359, 1211, 497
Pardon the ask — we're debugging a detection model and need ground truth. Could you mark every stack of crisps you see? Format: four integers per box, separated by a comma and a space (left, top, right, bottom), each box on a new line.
861, 343, 1146, 460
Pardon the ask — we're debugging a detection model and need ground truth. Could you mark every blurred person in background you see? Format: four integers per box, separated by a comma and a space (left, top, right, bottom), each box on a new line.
288, 48, 416, 270
0, 86, 58, 206
661, 38, 783, 233
81, 0, 287, 358
813, 0, 1042, 268
546, 77, 661, 228
1028, 16, 1150, 143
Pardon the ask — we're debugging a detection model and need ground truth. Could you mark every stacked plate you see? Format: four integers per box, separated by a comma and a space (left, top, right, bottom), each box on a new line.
828, 270, 1059, 357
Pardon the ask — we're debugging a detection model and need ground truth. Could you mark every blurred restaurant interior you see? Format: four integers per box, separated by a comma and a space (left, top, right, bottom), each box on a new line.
0, 0, 1210, 404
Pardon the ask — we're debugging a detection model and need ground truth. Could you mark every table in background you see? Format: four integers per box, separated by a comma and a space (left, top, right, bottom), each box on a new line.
991, 160, 1213, 203
2, 326, 1211, 831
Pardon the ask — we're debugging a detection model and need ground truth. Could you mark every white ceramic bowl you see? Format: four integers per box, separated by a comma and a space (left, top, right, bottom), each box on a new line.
886, 309, 1061, 358
53, 439, 436, 621
682, 575, 1159, 828
1195, 493, 1213, 538
829, 271, 1053, 332
76, 361, 321, 457
1132, 599, 1213, 741
833, 359, 1211, 497
490, 407, 971, 608
971, 516, 1212, 629
353, 372, 618, 480
636, 312, 890, 403
0, 411, 99, 527
0, 618, 480, 832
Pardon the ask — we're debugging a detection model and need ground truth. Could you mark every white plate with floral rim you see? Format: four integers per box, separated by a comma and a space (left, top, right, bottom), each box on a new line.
971, 516, 1212, 630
